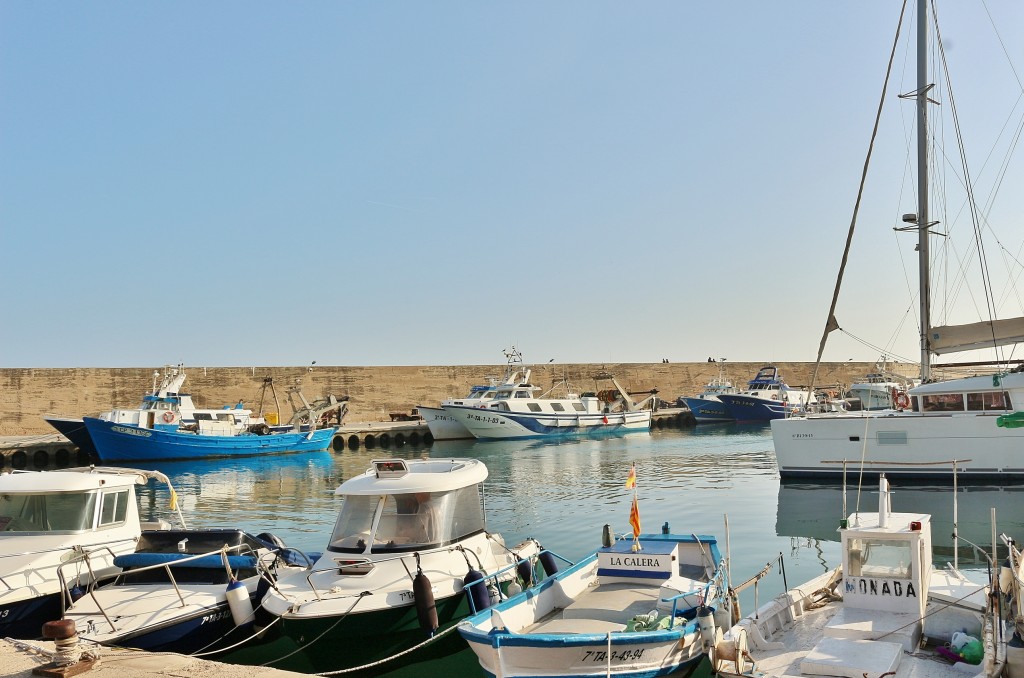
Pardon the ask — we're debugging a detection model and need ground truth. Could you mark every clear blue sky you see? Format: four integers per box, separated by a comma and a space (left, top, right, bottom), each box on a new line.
3, 1, 1023, 368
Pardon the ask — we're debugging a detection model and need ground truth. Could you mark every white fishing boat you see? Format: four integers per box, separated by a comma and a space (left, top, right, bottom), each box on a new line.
0, 467, 183, 639
63, 529, 312, 655
419, 348, 529, 441
253, 458, 546, 674
458, 528, 729, 678
773, 0, 1024, 480
714, 474, 1014, 678
846, 358, 919, 411
443, 371, 655, 440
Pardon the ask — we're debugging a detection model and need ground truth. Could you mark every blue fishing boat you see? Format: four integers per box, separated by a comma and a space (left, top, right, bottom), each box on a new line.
82, 416, 336, 462
716, 365, 813, 422
681, 363, 738, 424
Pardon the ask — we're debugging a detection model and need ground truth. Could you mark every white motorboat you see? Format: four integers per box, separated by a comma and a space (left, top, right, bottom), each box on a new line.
64, 529, 312, 655
253, 458, 546, 674
715, 475, 1012, 678
775, 0, 1024, 480
458, 527, 729, 678
419, 349, 529, 441
0, 467, 183, 639
443, 371, 655, 440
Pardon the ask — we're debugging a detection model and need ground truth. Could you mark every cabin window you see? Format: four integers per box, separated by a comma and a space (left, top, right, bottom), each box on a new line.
847, 537, 912, 579
572, 403, 586, 412
551, 403, 565, 412
966, 391, 1010, 412
0, 492, 98, 532
99, 490, 130, 526
528, 403, 542, 412
921, 393, 964, 412
328, 495, 379, 552
514, 391, 531, 398
494, 392, 511, 400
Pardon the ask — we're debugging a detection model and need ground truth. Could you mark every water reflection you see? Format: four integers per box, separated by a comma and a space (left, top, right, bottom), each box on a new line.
777, 480, 1024, 566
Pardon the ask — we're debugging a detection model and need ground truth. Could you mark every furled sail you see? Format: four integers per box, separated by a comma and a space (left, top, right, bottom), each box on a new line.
929, 317, 1024, 355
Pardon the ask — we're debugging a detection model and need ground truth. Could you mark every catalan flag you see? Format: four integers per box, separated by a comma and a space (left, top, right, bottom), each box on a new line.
629, 495, 641, 539
624, 462, 636, 490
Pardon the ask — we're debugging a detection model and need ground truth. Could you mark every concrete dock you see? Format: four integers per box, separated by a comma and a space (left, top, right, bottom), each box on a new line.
1, 638, 307, 678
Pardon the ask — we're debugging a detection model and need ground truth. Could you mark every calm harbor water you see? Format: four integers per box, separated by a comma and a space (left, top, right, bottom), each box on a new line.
132, 423, 1023, 674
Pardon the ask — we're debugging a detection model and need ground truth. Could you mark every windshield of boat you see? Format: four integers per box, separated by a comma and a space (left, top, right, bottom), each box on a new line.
848, 537, 913, 579
0, 490, 128, 533
327, 486, 486, 553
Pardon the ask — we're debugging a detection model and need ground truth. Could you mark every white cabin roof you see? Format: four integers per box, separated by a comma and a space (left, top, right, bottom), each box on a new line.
335, 458, 488, 496
0, 468, 146, 493
910, 371, 1024, 395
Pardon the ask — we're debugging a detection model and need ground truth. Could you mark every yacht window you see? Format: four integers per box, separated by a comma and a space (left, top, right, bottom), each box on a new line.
966, 391, 1011, 412
847, 538, 912, 579
0, 492, 98, 532
494, 392, 511, 400
328, 495, 380, 552
572, 403, 586, 412
514, 391, 531, 398
921, 393, 964, 412
99, 490, 129, 526
551, 403, 565, 412
195, 413, 212, 421
467, 392, 482, 400
876, 430, 908, 445
528, 403, 542, 412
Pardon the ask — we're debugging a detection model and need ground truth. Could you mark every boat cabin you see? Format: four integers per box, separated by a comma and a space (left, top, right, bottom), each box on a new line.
327, 459, 489, 554
908, 372, 1019, 413
0, 470, 141, 534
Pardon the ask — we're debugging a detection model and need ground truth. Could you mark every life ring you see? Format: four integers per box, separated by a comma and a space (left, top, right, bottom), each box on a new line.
162, 411, 176, 423
894, 392, 911, 410
771, 394, 778, 400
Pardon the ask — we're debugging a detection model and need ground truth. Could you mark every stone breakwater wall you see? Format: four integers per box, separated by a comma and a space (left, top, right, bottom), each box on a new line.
0, 361, 909, 436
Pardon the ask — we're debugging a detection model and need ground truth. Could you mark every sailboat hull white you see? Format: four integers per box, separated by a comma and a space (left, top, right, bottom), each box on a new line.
773, 412, 1024, 479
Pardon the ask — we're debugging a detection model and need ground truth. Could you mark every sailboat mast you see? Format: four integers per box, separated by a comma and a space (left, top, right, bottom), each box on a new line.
916, 0, 932, 381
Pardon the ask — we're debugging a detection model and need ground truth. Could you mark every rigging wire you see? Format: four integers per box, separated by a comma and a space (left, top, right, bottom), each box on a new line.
806, 0, 909, 397
932, 2, 1003, 363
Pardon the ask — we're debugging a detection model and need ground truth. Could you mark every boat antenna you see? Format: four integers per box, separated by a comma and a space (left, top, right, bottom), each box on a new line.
806, 1, 909, 397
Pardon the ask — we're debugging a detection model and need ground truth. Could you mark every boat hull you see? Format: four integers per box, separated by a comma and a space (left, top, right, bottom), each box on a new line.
233, 590, 472, 674
417, 405, 473, 440
717, 394, 791, 422
772, 412, 1024, 479
444, 406, 651, 440
680, 397, 733, 424
83, 417, 336, 462
43, 416, 99, 459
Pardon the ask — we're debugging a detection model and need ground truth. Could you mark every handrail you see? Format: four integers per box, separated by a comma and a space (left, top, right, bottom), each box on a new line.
663, 562, 728, 629
461, 548, 575, 615
60, 543, 259, 634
